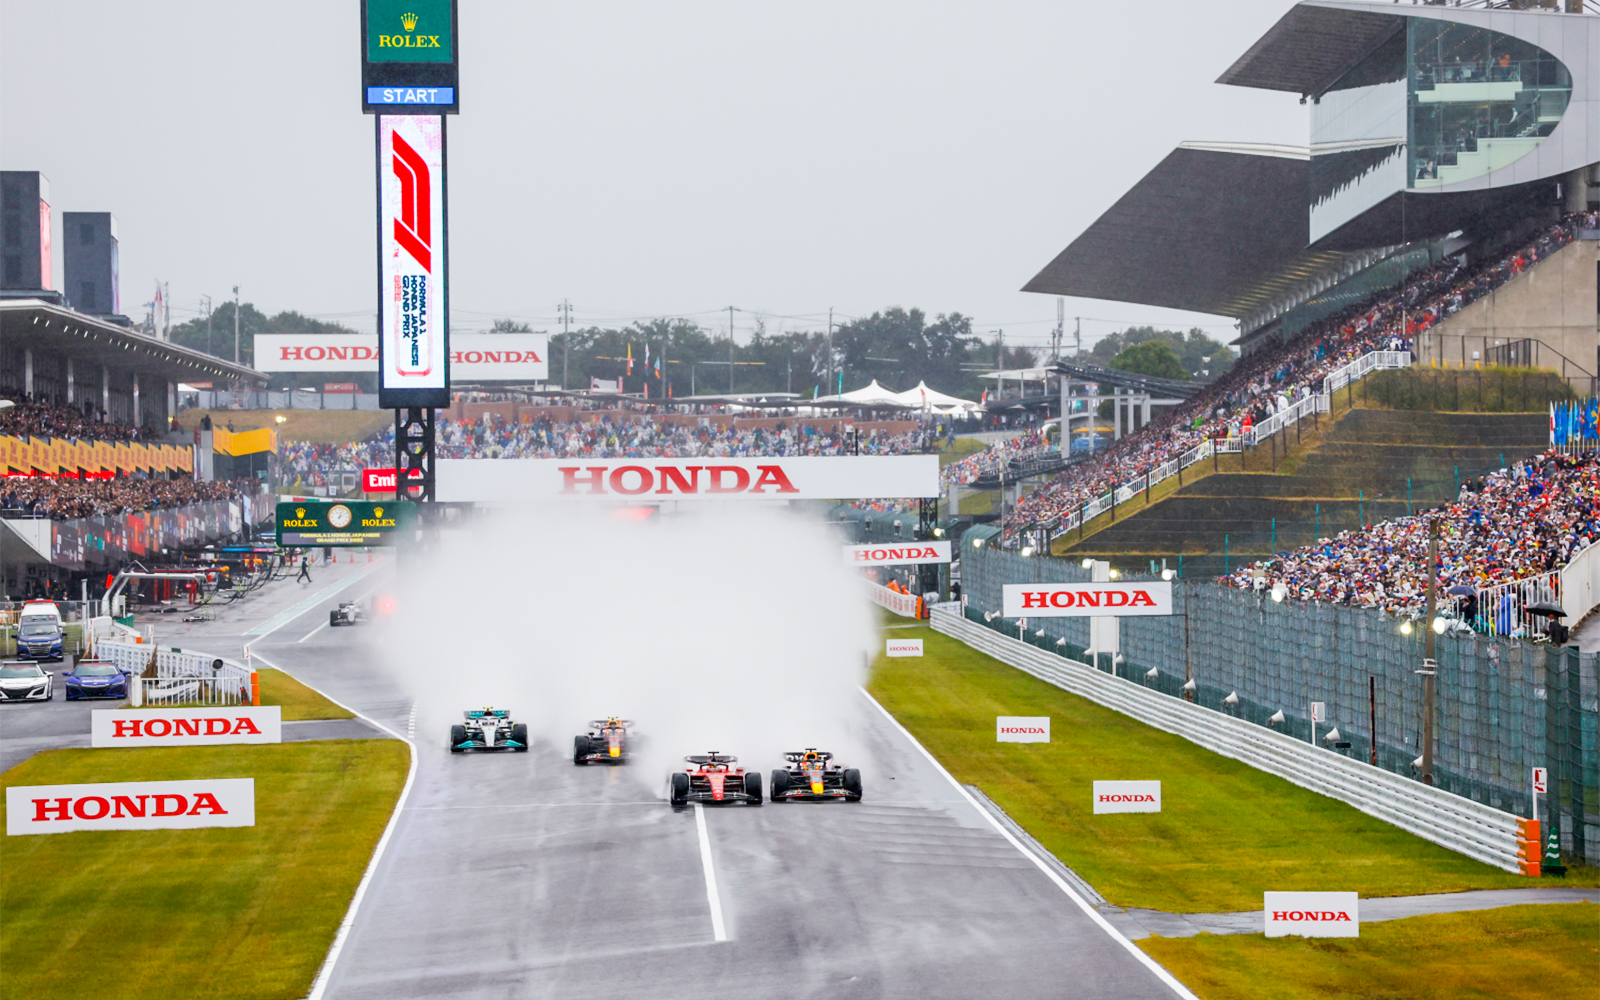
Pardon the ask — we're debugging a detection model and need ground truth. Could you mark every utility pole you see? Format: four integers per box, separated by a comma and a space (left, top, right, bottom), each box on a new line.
1419, 517, 1440, 786
728, 305, 736, 394
232, 285, 240, 365
1075, 317, 1082, 358
1052, 298, 1064, 362
827, 307, 834, 396
200, 295, 212, 357
558, 299, 572, 389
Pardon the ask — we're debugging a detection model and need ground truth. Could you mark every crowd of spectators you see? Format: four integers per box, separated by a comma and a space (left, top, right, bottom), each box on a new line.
992, 214, 1590, 538
0, 476, 258, 520
0, 398, 158, 442
1222, 450, 1598, 619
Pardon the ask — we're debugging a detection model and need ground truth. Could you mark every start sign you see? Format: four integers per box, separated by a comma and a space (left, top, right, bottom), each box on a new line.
275, 500, 417, 547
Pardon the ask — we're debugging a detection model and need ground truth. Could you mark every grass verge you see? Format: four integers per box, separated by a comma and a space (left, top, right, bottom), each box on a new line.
867, 626, 1598, 912
1139, 902, 1599, 1000
120, 668, 354, 721
1, 739, 407, 1000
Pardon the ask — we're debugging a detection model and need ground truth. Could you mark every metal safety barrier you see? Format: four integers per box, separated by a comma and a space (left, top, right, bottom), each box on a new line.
866, 579, 922, 618
930, 604, 1525, 873
98, 638, 255, 707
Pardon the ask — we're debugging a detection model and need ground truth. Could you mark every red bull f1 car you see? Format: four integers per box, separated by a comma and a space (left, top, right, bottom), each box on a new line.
770, 749, 862, 802
449, 708, 529, 753
669, 753, 762, 806
574, 717, 633, 764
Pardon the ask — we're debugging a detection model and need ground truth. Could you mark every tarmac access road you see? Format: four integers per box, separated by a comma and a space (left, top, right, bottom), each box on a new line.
246, 581, 1190, 1000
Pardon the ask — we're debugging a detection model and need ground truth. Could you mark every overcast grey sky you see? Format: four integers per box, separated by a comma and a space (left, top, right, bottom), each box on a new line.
1, 1, 1307, 351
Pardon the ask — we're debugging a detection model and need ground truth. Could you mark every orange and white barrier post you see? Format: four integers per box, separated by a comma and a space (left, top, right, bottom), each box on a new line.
250, 671, 261, 707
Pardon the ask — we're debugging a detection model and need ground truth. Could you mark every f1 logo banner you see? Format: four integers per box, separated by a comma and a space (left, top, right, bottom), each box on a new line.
7, 779, 255, 835
1263, 892, 1359, 938
996, 716, 1050, 743
1093, 780, 1161, 813
1002, 581, 1172, 617
91, 707, 281, 748
844, 541, 951, 567
378, 114, 448, 408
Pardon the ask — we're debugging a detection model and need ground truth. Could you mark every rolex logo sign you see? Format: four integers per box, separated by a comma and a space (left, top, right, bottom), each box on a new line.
400, 11, 418, 30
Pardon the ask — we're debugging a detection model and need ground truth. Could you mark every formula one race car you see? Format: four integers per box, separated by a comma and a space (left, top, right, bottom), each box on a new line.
669, 753, 762, 807
573, 717, 633, 765
329, 601, 367, 627
770, 749, 862, 803
448, 708, 530, 753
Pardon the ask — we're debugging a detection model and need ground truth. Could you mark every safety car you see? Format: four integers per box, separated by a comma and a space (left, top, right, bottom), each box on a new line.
62, 660, 132, 700
574, 717, 633, 764
770, 749, 862, 802
669, 752, 761, 806
448, 708, 530, 753
0, 662, 53, 701
329, 601, 367, 627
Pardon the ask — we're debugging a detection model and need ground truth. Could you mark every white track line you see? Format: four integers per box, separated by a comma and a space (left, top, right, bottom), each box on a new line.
243, 564, 382, 639
692, 803, 728, 943
860, 687, 1199, 1000
296, 621, 328, 644
247, 650, 417, 1000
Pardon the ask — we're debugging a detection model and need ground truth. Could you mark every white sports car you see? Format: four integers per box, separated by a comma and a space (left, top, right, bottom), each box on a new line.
0, 662, 53, 701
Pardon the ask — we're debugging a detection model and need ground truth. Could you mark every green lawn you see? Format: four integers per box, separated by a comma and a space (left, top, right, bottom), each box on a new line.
123, 668, 354, 721
1140, 903, 1599, 1000
1, 740, 408, 1000
867, 626, 1596, 912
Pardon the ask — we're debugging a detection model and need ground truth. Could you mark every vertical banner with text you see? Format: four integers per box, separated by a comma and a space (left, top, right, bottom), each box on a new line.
378, 114, 448, 408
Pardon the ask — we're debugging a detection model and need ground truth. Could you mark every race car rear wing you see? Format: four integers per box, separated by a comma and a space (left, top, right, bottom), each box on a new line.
466, 709, 510, 720
783, 749, 834, 763
685, 752, 737, 765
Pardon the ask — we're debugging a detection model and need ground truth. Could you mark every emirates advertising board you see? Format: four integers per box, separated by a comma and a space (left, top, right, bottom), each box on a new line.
844, 541, 951, 567
254, 333, 546, 381
435, 455, 940, 503
91, 707, 282, 748
1002, 581, 1173, 617
379, 114, 448, 408
7, 779, 255, 835
1263, 892, 1360, 938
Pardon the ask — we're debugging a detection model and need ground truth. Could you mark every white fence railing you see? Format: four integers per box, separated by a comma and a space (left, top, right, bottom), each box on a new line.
930, 604, 1524, 873
1560, 540, 1600, 629
865, 578, 922, 618
98, 638, 255, 707
1044, 351, 1412, 542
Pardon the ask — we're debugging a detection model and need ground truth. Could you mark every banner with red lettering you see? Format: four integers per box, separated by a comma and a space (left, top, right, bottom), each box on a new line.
437, 455, 940, 502
90, 707, 282, 747
1263, 892, 1359, 938
1093, 779, 1161, 813
844, 541, 951, 566
6, 779, 255, 835
1002, 581, 1173, 617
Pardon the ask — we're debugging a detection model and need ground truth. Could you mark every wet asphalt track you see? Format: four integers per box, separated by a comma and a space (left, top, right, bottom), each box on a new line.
247, 579, 1186, 1000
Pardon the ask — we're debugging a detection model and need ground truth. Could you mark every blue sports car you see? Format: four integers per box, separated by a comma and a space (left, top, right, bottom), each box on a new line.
62, 661, 132, 700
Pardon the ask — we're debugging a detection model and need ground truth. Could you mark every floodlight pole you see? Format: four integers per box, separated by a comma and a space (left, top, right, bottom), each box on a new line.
1419, 518, 1439, 786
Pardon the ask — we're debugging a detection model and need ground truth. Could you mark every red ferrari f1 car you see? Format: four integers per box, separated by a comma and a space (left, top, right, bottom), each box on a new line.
669, 752, 762, 807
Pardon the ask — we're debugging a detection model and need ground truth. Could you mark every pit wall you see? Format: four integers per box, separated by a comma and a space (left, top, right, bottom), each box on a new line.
956, 545, 1599, 865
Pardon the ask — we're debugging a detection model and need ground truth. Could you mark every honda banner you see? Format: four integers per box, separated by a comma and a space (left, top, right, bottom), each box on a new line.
886, 639, 924, 657
436, 455, 940, 502
1002, 581, 1173, 617
7, 779, 255, 835
255, 333, 545, 381
379, 114, 448, 408
1263, 892, 1359, 938
996, 716, 1050, 743
1093, 780, 1161, 813
844, 541, 951, 567
90, 707, 281, 748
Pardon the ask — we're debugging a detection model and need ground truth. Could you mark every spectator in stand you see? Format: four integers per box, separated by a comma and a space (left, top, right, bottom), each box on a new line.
0, 476, 255, 520
0, 398, 157, 441
1223, 450, 1598, 622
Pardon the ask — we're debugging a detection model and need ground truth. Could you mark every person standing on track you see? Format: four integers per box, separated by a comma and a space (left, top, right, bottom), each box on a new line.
296, 554, 312, 584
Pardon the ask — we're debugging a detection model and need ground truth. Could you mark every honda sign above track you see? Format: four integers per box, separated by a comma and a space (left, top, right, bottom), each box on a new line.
436, 455, 940, 502
379, 114, 448, 408
254, 333, 545, 381
844, 541, 951, 567
1002, 581, 1173, 617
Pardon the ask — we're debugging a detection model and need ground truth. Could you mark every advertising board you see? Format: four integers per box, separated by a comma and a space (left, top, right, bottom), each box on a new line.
885, 639, 924, 657
254, 333, 545, 381
91, 707, 281, 748
378, 114, 448, 408
276, 500, 417, 547
1263, 892, 1359, 938
436, 455, 940, 503
844, 541, 951, 567
362, 467, 423, 493
1092, 780, 1162, 813
1002, 581, 1173, 617
996, 716, 1050, 743
7, 779, 255, 835
362, 0, 459, 114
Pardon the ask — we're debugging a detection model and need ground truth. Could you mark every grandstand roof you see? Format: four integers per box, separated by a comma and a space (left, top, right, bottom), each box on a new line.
1216, 1, 1402, 97
1021, 143, 1365, 322
0, 299, 263, 385
1050, 360, 1203, 399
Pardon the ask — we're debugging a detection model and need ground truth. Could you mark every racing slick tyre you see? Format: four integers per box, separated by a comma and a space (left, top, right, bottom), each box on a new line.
512, 723, 530, 751
449, 724, 468, 753
769, 768, 789, 802
743, 771, 763, 805
669, 771, 690, 807
573, 735, 593, 765
842, 768, 863, 802
329, 611, 340, 627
